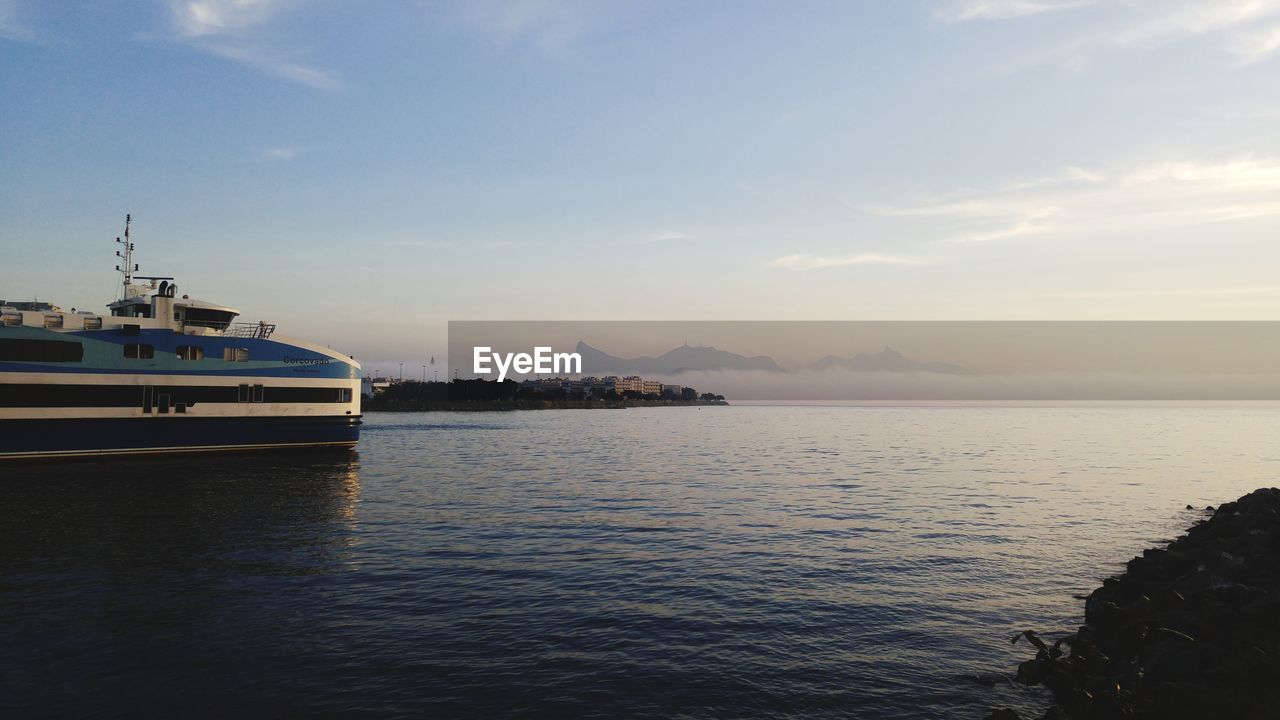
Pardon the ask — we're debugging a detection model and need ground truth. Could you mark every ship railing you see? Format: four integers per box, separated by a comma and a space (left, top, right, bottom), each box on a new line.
227, 322, 277, 339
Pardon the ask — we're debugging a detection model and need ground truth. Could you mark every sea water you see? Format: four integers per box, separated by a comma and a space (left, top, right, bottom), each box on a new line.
3, 404, 1277, 717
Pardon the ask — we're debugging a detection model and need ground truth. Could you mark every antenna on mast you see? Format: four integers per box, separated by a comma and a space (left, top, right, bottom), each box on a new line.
114, 214, 139, 300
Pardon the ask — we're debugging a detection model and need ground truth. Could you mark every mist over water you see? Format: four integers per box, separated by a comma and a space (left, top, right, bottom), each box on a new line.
3, 405, 1278, 717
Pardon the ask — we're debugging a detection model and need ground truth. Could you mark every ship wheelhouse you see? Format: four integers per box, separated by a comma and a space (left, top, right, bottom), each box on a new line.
173, 298, 239, 332
108, 296, 152, 318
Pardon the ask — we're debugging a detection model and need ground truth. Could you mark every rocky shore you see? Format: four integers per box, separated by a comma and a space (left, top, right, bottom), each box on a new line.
988, 488, 1280, 720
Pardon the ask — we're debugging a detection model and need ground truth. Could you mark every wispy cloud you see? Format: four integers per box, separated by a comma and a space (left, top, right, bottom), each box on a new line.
171, 0, 282, 37
0, 0, 33, 42
449, 0, 624, 52
873, 198, 1061, 220
1003, 165, 1105, 190
876, 157, 1280, 243
1115, 1, 1280, 47
1117, 1, 1280, 64
1061, 286, 1280, 298
945, 0, 1280, 67
937, 0, 1092, 23
0, 0, 68, 45
260, 146, 298, 161
382, 239, 458, 249
1231, 19, 1280, 63
769, 253, 926, 271
952, 220, 1057, 243
642, 230, 693, 243
166, 0, 338, 90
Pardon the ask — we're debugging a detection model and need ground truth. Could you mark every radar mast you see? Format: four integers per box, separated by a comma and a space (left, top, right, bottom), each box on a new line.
114, 214, 140, 300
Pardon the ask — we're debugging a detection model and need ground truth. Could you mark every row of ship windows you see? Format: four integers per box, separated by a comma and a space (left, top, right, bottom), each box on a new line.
145, 386, 349, 414
125, 344, 249, 362
231, 385, 354, 403
0, 339, 251, 363
0, 384, 355, 407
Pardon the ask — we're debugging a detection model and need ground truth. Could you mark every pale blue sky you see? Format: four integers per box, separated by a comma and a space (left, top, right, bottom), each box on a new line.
3, 1, 1279, 366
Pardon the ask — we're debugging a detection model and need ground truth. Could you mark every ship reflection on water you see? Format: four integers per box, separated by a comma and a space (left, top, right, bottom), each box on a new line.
0, 453, 362, 715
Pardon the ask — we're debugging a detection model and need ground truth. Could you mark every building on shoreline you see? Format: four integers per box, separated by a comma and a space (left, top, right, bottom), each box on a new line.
518, 376, 702, 400
360, 377, 395, 398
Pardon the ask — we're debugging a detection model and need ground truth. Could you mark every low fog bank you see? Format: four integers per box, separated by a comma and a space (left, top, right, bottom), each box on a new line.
655, 369, 1280, 401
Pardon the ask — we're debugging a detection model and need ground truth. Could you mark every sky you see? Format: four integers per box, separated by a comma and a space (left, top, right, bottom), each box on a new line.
3, 0, 1280, 369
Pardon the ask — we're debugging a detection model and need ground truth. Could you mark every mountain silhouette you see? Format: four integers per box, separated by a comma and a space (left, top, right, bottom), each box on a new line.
807, 347, 972, 374
576, 341, 784, 375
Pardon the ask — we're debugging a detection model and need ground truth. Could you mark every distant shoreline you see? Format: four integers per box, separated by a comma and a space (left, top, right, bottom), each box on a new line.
363, 398, 729, 412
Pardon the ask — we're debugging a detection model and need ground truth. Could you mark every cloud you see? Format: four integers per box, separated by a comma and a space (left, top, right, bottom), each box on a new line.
769, 253, 926, 271
166, 0, 338, 90
261, 146, 297, 160
1232, 21, 1280, 63
1120, 157, 1280, 189
951, 220, 1057, 243
203, 42, 338, 90
0, 0, 33, 42
643, 231, 693, 243
876, 157, 1280, 244
937, 0, 1092, 23
171, 0, 283, 38
1113, 1, 1280, 65
1061, 286, 1280, 298
873, 198, 1061, 220
0, 0, 68, 45
382, 239, 458, 249
945, 0, 1280, 68
450, 0, 623, 52
1115, 1, 1280, 47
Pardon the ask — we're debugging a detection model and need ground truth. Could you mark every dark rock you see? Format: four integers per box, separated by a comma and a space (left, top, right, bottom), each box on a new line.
994, 488, 1280, 719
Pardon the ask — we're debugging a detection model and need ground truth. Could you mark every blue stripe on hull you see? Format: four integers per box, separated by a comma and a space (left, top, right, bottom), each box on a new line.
0, 416, 361, 459
0, 325, 358, 379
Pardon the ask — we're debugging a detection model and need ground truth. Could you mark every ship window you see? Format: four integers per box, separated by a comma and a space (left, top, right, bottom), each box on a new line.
252, 384, 264, 403
82, 317, 102, 330
124, 344, 155, 359
177, 345, 205, 361
224, 347, 250, 362
43, 315, 63, 329
338, 388, 352, 403
0, 338, 84, 363
185, 307, 236, 330
237, 384, 250, 403
175, 403, 187, 414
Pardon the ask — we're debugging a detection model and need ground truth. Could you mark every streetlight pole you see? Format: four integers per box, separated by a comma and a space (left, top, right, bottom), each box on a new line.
399, 362, 403, 383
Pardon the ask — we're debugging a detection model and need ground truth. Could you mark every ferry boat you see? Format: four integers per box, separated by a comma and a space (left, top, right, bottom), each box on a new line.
0, 216, 361, 459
